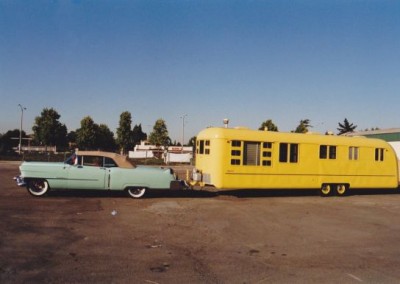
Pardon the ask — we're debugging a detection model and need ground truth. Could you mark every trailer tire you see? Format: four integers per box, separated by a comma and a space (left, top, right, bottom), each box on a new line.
336, 184, 348, 196
320, 184, 332, 197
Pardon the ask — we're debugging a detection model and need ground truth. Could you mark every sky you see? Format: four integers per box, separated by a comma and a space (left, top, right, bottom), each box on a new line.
1, 0, 399, 144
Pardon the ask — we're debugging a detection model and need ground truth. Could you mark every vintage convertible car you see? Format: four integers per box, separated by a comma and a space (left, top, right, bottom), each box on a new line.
14, 150, 186, 198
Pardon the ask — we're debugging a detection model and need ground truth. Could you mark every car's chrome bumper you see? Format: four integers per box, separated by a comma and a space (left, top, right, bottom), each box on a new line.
14, 176, 26, 187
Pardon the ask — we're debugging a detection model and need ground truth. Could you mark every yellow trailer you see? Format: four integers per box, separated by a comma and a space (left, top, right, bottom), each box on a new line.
190, 127, 399, 196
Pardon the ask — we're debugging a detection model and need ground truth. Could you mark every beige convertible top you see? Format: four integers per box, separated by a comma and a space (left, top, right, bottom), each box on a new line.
75, 150, 135, 169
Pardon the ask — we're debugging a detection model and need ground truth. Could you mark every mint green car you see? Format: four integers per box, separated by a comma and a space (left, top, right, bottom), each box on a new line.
15, 151, 185, 198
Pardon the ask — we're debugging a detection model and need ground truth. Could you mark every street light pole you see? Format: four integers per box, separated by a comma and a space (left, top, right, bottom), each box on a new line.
181, 114, 187, 147
18, 104, 26, 154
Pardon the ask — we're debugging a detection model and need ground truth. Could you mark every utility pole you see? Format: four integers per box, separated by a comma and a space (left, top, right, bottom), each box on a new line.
181, 114, 187, 147
18, 104, 26, 154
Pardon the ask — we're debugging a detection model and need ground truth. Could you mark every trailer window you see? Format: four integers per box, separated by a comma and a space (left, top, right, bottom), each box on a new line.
320, 145, 327, 159
261, 142, 273, 166
231, 159, 240, 165
329, 146, 337, 159
262, 160, 272, 166
290, 144, 299, 162
320, 145, 336, 160
279, 143, 298, 163
349, 147, 359, 160
205, 140, 210, 155
231, 150, 241, 156
230, 140, 242, 165
263, 151, 272, 158
263, 142, 272, 149
375, 148, 384, 161
244, 142, 260, 166
232, 140, 241, 147
198, 140, 204, 154
279, 143, 288, 162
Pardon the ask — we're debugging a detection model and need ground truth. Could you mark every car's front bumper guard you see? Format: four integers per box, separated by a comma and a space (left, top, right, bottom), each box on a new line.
14, 176, 26, 187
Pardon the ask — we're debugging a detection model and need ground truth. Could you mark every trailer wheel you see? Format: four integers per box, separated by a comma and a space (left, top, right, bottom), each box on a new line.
127, 187, 146, 199
27, 179, 49, 197
336, 184, 347, 196
320, 184, 332, 197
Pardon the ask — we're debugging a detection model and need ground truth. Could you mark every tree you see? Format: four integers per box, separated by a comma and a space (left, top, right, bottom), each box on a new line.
258, 119, 278, 131
76, 116, 98, 150
294, 119, 312, 133
116, 111, 133, 154
188, 136, 196, 147
97, 124, 117, 151
132, 124, 147, 146
337, 118, 357, 135
148, 119, 171, 146
75, 117, 116, 151
67, 131, 77, 150
0, 129, 27, 154
32, 108, 67, 149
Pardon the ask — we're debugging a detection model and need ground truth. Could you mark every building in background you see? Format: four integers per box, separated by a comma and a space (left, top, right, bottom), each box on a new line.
129, 141, 193, 164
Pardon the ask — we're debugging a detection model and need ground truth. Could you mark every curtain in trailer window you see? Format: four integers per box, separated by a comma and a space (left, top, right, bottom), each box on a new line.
244, 142, 260, 166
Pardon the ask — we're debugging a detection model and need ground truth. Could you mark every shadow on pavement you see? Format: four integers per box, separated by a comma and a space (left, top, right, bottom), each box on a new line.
217, 187, 400, 198
44, 187, 399, 199
45, 189, 218, 199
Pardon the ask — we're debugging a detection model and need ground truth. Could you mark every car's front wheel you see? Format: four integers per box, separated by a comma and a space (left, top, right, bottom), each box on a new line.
27, 179, 49, 197
127, 187, 146, 199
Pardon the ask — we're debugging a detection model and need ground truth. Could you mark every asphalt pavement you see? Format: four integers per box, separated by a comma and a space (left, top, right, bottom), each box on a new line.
2, 162, 400, 283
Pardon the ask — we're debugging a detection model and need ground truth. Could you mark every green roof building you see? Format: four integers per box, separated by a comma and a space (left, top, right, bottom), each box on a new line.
348, 128, 400, 142
345, 128, 400, 159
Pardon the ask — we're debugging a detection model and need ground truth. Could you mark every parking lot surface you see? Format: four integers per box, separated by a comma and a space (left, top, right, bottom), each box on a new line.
1, 162, 400, 283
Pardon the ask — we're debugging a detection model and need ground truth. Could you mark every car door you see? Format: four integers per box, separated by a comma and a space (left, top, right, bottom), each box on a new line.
67, 156, 107, 190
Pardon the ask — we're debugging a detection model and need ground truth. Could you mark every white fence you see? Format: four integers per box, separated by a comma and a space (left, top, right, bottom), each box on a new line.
14, 146, 57, 153
129, 142, 193, 164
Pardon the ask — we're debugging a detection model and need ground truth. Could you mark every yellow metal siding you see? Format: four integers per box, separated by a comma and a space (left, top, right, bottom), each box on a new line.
195, 128, 399, 190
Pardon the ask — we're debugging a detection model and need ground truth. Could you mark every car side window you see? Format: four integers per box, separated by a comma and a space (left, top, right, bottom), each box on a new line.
83, 156, 103, 167
104, 157, 117, 168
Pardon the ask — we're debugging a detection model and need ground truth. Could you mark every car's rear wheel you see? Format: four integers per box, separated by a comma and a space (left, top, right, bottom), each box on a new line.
127, 187, 146, 198
27, 179, 49, 197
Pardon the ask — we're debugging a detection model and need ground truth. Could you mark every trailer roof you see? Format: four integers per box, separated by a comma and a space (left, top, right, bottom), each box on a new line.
197, 127, 390, 148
